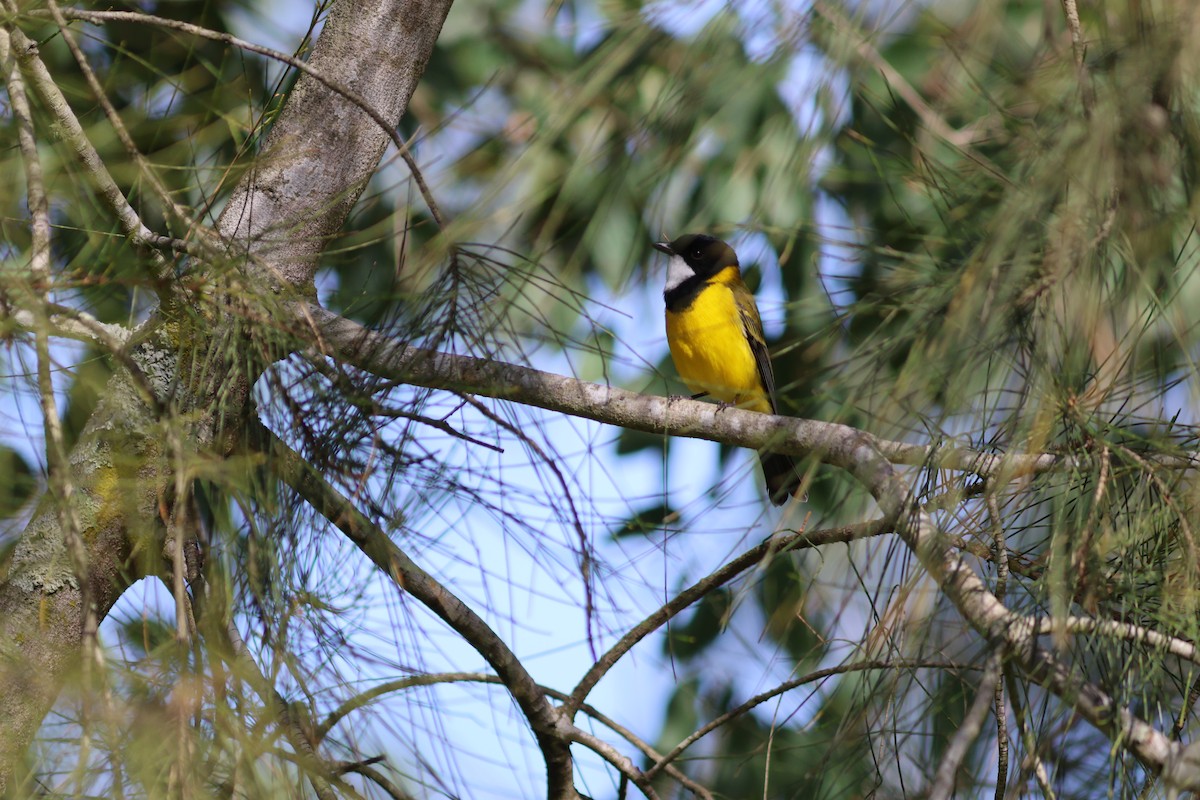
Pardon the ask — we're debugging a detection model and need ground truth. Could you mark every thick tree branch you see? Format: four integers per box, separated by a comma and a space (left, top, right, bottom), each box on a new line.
213, 0, 453, 290
302, 304, 1200, 477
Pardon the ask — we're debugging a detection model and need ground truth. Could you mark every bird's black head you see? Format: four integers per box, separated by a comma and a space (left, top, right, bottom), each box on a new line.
653, 233, 739, 280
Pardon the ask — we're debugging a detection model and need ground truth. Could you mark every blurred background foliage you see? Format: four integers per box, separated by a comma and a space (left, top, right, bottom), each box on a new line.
6, 0, 1200, 796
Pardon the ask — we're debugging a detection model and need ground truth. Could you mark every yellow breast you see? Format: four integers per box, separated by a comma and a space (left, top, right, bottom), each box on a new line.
665, 276, 771, 413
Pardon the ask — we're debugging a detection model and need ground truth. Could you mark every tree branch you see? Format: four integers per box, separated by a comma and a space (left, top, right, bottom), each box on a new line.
848, 434, 1186, 788
256, 423, 583, 799
567, 518, 888, 717
211, 0, 454, 291
5, 306, 133, 348
644, 659, 974, 781
929, 654, 1002, 800
38, 5, 448, 233
301, 303, 1200, 477
317, 672, 708, 799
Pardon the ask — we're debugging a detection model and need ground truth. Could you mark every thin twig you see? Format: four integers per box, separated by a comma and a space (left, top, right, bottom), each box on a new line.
567, 518, 889, 717
1, 24, 101, 793
1113, 443, 1199, 583
645, 659, 972, 780
456, 392, 599, 660
257, 422, 582, 799
1074, 444, 1109, 592
986, 483, 1010, 800
812, 1, 1002, 177
1059, 0, 1094, 114
216, 611, 339, 800
0, 19, 175, 278
374, 404, 504, 452
1004, 671, 1057, 800
45, 0, 198, 236
929, 654, 1002, 800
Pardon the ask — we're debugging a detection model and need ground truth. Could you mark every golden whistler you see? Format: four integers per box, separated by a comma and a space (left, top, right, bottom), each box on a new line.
655, 234, 802, 505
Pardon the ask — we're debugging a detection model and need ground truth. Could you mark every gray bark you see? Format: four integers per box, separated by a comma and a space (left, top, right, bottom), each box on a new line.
0, 0, 452, 791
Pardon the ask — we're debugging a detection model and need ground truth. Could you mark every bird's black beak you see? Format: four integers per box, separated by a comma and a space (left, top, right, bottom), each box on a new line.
652, 241, 673, 255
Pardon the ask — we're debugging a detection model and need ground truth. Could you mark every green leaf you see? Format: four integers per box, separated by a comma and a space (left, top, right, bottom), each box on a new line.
663, 588, 733, 660
610, 502, 677, 539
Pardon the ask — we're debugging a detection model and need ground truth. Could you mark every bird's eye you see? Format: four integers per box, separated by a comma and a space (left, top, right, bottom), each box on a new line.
690, 248, 704, 259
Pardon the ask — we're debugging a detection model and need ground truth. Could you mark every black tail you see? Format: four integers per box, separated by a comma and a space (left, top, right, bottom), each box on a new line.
760, 451, 803, 506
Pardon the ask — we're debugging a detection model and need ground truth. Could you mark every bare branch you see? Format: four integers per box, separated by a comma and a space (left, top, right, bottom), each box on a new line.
986, 484, 1011, 799
567, 518, 888, 716
317, 672, 496, 742
318, 672, 709, 799
929, 655, 1002, 800
303, 304, 1200, 478
295, 302, 1200, 786
565, 726, 662, 800
256, 422, 583, 799
5, 307, 133, 348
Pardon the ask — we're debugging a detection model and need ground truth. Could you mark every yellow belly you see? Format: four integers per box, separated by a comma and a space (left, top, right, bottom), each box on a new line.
665, 284, 771, 413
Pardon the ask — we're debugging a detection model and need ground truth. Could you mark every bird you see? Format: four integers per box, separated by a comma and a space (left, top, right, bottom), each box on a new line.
654, 233, 802, 505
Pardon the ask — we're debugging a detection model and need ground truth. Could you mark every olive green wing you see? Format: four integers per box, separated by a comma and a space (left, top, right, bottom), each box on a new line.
733, 284, 802, 504
733, 286, 778, 414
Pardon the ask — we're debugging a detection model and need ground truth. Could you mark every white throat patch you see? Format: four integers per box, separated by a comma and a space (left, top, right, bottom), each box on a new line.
663, 253, 694, 294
